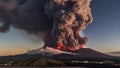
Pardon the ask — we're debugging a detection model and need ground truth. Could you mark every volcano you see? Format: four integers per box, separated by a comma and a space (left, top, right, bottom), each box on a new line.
27, 47, 119, 60
52, 48, 119, 60
1, 47, 120, 67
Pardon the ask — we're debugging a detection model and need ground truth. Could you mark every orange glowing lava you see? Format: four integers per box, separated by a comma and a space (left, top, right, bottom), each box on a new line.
54, 42, 67, 51
54, 42, 86, 51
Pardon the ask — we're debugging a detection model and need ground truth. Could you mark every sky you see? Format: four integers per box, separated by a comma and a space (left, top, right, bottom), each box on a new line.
85, 0, 120, 52
0, 0, 120, 56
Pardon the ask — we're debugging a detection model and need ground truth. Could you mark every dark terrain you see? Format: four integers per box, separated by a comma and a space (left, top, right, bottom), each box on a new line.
0, 48, 120, 68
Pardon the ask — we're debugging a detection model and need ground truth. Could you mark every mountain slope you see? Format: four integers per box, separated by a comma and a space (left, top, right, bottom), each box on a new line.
51, 48, 120, 60
70, 48, 112, 58
0, 47, 120, 61
27, 47, 77, 56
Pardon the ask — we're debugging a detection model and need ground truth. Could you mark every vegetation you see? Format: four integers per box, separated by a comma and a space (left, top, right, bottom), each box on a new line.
12, 57, 64, 67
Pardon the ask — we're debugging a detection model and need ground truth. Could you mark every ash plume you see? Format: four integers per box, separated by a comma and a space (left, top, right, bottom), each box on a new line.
45, 0, 93, 50
0, 0, 93, 51
0, 0, 52, 33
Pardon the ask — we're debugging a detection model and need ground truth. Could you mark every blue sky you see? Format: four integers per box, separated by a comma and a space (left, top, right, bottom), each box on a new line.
85, 0, 120, 52
0, 0, 120, 56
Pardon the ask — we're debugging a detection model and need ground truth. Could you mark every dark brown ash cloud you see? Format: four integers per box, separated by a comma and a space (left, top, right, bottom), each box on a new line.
0, 0, 93, 51
45, 0, 93, 50
0, 0, 52, 33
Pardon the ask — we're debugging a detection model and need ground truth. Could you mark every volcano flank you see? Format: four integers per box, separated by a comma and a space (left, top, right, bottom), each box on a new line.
27, 47, 117, 60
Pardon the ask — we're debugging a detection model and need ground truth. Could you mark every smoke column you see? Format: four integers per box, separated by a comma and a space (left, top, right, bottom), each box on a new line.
45, 0, 93, 50
0, 0, 93, 51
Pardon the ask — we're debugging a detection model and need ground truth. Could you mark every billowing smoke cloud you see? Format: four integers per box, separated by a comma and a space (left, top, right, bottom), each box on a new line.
45, 0, 93, 50
0, 0, 93, 51
0, 0, 52, 33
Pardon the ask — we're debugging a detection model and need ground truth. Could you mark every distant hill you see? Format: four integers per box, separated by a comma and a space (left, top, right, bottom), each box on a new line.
108, 51, 120, 56
0, 54, 41, 61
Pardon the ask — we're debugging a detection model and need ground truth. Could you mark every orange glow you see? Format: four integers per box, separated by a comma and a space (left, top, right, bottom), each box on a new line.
53, 42, 86, 51
80, 45, 87, 48
54, 42, 67, 51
